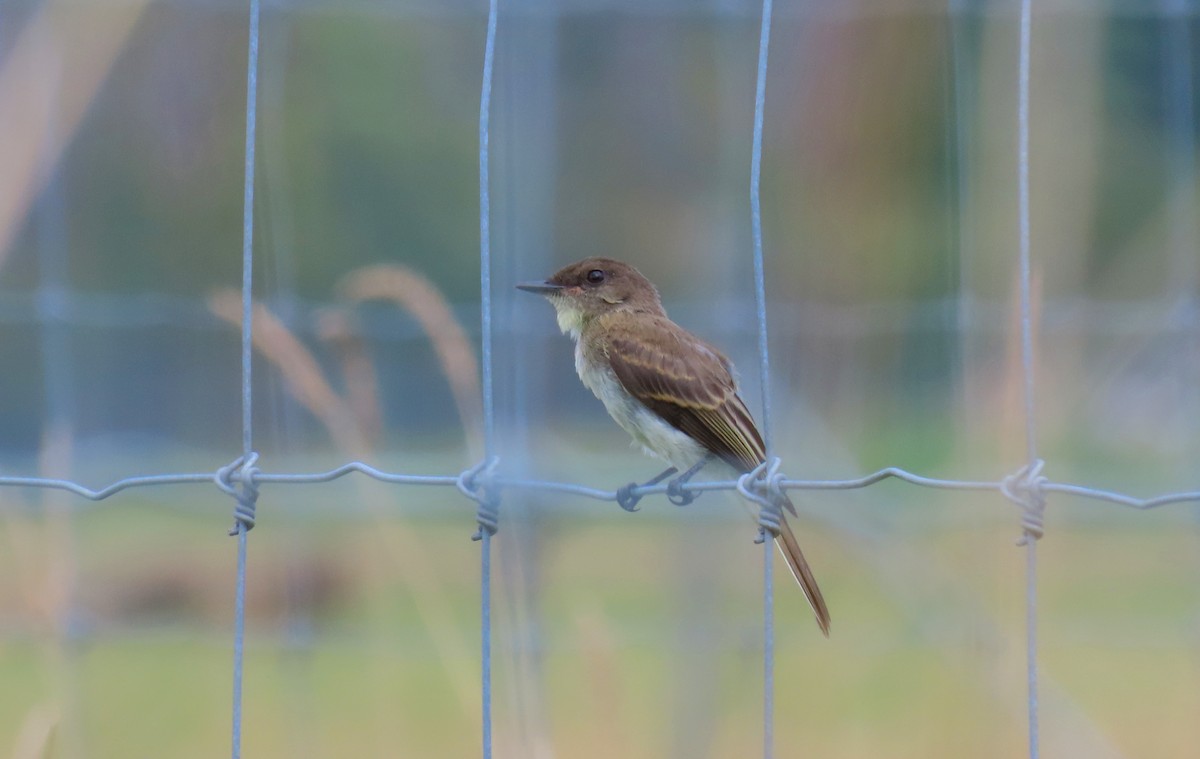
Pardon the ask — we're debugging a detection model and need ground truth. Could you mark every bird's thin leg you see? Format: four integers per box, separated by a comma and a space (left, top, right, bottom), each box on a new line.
615, 466, 678, 512
666, 453, 714, 506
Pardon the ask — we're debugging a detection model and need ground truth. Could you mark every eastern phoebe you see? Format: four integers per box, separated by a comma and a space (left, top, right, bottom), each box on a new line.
518, 257, 830, 636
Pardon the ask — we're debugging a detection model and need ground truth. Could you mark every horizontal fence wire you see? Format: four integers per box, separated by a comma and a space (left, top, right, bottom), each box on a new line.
1, 290, 1196, 335
2, 466, 1198, 510
4, 4, 1198, 759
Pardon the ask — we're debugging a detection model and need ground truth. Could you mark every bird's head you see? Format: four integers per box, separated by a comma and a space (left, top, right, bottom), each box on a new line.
517, 257, 663, 337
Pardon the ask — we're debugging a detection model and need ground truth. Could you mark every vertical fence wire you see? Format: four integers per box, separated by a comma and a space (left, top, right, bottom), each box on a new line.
759, 527, 775, 758
231, 0, 261, 757
945, 0, 973, 410
1163, 0, 1199, 534
34, 64, 83, 756
1164, 0, 1198, 285
1015, 0, 1040, 757
477, 0, 499, 757
750, 5, 774, 454
6, 4, 1200, 758
748, 0, 775, 756
479, 0, 498, 458
1016, 0, 1037, 466
231, 502, 250, 759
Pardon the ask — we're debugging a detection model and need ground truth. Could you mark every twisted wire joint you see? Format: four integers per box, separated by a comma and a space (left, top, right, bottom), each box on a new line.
738, 457, 786, 544
458, 457, 500, 540
1001, 458, 1048, 545
217, 452, 261, 535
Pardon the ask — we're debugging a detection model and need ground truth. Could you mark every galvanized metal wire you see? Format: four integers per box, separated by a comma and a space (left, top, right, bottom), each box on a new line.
5, 465, 1196, 511
748, 0, 777, 755
228, 0, 261, 757
475, 3, 500, 757
3, 4, 1199, 759
1015, 1, 1041, 755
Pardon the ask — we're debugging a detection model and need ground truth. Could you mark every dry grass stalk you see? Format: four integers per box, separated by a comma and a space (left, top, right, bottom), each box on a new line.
1002, 264, 1042, 459
337, 265, 484, 461
208, 289, 479, 722
37, 422, 76, 635
209, 292, 363, 457
33, 420, 84, 757
10, 703, 58, 759
0, 0, 152, 267
574, 603, 629, 756
316, 309, 383, 448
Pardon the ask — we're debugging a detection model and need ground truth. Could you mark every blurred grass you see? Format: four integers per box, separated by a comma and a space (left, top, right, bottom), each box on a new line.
2, 5, 1199, 757
3, 470, 1199, 757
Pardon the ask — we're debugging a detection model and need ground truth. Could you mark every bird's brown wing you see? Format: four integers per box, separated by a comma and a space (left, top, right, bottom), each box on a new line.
602, 314, 831, 637
602, 314, 766, 475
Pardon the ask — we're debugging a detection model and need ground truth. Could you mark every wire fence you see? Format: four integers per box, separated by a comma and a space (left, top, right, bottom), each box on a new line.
3, 1, 1200, 758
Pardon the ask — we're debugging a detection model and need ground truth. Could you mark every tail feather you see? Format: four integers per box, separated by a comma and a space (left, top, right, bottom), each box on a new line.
775, 502, 831, 637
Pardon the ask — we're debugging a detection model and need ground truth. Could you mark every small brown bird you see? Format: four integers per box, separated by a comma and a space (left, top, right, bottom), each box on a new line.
518, 257, 830, 636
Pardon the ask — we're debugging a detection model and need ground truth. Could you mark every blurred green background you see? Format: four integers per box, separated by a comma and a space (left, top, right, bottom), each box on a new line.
2, 1, 1199, 757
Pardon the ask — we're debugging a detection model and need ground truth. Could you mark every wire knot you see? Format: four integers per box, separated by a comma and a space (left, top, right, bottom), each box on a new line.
458, 457, 500, 540
738, 457, 786, 543
1001, 458, 1047, 545
217, 452, 261, 535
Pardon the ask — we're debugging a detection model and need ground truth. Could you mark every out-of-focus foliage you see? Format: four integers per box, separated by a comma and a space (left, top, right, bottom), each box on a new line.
2, 2, 1198, 757
1, 4, 1196, 466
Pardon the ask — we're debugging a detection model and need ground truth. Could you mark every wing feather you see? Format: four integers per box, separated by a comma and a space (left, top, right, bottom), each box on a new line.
603, 315, 763, 473
598, 312, 828, 636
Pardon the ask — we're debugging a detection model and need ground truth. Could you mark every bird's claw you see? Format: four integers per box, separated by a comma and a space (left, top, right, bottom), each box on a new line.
666, 478, 697, 507
616, 483, 642, 512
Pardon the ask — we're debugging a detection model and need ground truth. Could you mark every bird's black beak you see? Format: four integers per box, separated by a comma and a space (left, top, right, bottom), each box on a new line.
516, 280, 564, 295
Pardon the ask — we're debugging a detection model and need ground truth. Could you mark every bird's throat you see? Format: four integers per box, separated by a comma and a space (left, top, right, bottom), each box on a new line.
551, 300, 588, 339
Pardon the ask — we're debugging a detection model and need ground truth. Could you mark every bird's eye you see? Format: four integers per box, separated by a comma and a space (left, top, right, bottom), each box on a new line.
586, 269, 606, 284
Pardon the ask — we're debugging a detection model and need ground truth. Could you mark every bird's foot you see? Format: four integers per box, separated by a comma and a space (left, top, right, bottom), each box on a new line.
615, 466, 679, 512
665, 454, 712, 506
666, 476, 697, 506
616, 483, 643, 512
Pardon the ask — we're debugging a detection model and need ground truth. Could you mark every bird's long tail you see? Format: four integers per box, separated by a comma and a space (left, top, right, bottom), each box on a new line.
774, 498, 831, 637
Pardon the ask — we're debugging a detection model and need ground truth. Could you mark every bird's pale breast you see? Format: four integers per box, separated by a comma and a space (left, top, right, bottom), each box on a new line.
575, 339, 707, 470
